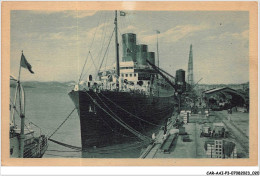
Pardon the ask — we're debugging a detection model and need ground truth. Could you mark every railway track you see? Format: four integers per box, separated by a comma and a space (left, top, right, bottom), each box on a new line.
194, 122, 198, 158
139, 143, 155, 158
222, 118, 249, 154
228, 119, 248, 139
212, 111, 249, 156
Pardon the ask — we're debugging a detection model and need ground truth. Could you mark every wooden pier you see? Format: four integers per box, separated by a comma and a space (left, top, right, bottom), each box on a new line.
140, 109, 249, 159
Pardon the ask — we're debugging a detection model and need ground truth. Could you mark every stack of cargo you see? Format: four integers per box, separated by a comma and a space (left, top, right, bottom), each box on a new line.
237, 107, 247, 113
179, 126, 186, 135
204, 140, 237, 158
201, 126, 211, 137
169, 129, 179, 135
205, 110, 209, 117
180, 110, 190, 124
182, 135, 191, 142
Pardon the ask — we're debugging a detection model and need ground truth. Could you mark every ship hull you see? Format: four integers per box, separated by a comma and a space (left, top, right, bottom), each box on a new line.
69, 90, 175, 149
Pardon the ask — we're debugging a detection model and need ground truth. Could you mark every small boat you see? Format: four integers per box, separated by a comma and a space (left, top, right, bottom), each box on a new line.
9, 52, 48, 158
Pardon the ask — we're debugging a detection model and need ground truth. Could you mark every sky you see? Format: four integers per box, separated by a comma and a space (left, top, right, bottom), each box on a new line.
10, 10, 249, 84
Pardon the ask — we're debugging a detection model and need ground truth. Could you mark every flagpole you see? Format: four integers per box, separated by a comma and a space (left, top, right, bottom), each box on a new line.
18, 50, 25, 158
10, 84, 18, 126
114, 10, 120, 91
18, 51, 22, 82
156, 31, 159, 68
11, 51, 23, 126
156, 31, 160, 97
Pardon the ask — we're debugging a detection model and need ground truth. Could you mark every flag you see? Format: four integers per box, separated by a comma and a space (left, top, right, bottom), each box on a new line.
10, 75, 17, 81
156, 30, 160, 34
120, 11, 126, 16
20, 53, 34, 74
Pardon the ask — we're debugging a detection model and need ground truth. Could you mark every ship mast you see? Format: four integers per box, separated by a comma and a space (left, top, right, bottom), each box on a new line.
18, 51, 25, 158
114, 10, 120, 90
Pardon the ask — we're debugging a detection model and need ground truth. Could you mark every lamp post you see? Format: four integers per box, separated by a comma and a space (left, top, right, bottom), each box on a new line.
156, 30, 160, 68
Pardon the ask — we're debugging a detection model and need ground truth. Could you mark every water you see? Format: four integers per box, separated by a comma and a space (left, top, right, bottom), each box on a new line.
10, 84, 146, 158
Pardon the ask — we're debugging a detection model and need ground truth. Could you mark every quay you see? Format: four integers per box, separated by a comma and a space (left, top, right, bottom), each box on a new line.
140, 109, 249, 159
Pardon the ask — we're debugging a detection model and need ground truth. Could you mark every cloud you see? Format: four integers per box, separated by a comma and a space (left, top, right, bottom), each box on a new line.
140, 24, 209, 44
120, 25, 138, 33
28, 10, 60, 15
25, 22, 112, 43
26, 31, 77, 42
63, 11, 97, 18
47, 32, 77, 41
27, 10, 97, 18
206, 29, 249, 41
87, 22, 111, 38
231, 30, 249, 40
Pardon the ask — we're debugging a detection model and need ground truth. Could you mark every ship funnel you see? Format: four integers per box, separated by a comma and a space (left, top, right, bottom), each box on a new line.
147, 52, 155, 65
136, 44, 148, 65
122, 33, 137, 62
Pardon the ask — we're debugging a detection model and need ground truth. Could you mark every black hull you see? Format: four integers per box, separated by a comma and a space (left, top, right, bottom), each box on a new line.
69, 90, 175, 149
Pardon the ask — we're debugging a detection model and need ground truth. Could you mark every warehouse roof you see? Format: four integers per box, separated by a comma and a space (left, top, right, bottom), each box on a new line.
203, 87, 249, 104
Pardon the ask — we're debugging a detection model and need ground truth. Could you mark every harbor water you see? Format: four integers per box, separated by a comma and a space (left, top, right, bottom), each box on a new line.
10, 83, 146, 158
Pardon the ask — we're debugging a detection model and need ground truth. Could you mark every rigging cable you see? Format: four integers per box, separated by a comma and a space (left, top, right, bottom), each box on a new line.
86, 91, 150, 141
82, 28, 115, 81
118, 28, 126, 57
89, 51, 98, 72
10, 98, 35, 137
89, 92, 142, 139
95, 92, 144, 134
103, 15, 116, 70
99, 93, 161, 127
78, 11, 104, 83
15, 105, 48, 135
81, 13, 110, 81
96, 108, 143, 139
85, 12, 109, 78
104, 40, 111, 69
25, 119, 45, 134
95, 12, 109, 69
96, 28, 115, 78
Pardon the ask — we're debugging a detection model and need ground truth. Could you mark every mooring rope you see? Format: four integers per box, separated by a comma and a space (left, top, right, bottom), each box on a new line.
48, 139, 147, 154
48, 108, 76, 139
48, 138, 82, 151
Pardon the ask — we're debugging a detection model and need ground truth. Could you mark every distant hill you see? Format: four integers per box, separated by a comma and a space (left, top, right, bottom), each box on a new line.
195, 82, 249, 94
10, 80, 249, 91
10, 81, 76, 89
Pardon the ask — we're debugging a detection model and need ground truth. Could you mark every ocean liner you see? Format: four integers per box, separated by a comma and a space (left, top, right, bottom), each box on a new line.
69, 11, 178, 149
